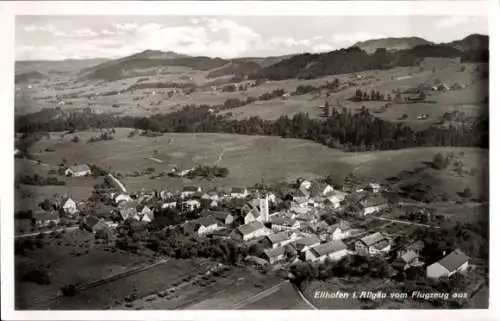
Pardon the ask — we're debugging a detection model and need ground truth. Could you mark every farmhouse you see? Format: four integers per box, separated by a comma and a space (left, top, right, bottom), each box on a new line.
307, 240, 348, 263
62, 197, 78, 215
298, 179, 312, 196
293, 234, 321, 255
181, 186, 202, 198
263, 246, 286, 264
329, 220, 352, 240
309, 182, 334, 197
182, 199, 201, 211
355, 232, 392, 256
394, 241, 425, 271
360, 196, 388, 215
231, 221, 271, 241
426, 249, 470, 279
202, 210, 234, 225
270, 216, 300, 232
34, 212, 60, 227
184, 216, 220, 236
244, 208, 260, 224
264, 231, 293, 249
65, 164, 91, 177
231, 187, 249, 198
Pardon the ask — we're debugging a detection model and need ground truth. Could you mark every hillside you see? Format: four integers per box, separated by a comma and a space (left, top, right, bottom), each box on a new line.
15, 58, 109, 75
353, 37, 432, 54
15, 71, 48, 84
447, 34, 489, 51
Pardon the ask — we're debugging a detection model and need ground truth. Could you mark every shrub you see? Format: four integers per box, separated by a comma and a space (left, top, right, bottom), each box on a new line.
61, 284, 79, 296
21, 268, 51, 285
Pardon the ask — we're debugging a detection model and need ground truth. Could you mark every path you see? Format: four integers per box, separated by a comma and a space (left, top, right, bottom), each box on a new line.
108, 173, 127, 193
232, 282, 284, 309
373, 216, 438, 228
290, 281, 318, 310
15, 225, 79, 239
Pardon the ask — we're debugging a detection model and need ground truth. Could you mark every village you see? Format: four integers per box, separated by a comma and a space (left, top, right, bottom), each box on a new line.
16, 160, 477, 290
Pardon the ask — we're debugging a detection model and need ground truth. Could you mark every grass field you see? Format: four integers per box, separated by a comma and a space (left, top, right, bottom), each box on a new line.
42, 258, 213, 309
26, 130, 488, 198
15, 230, 147, 308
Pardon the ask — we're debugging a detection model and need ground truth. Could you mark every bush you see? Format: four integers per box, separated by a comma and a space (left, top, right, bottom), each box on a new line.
21, 268, 51, 285
61, 284, 79, 296
432, 153, 448, 170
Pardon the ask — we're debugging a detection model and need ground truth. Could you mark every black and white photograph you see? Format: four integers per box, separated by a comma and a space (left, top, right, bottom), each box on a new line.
0, 0, 495, 319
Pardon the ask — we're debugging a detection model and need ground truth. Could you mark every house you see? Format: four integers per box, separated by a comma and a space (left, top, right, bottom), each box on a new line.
65, 164, 91, 177
360, 196, 388, 215
119, 207, 138, 221
263, 246, 286, 264
231, 187, 249, 199
206, 191, 220, 201
366, 182, 382, 193
309, 182, 334, 197
292, 196, 309, 208
307, 240, 348, 263
244, 208, 260, 224
115, 194, 132, 204
355, 232, 392, 256
426, 249, 470, 279
185, 215, 220, 236
182, 199, 201, 211
62, 198, 78, 215
161, 201, 177, 210
202, 210, 234, 225
209, 200, 218, 208
298, 179, 312, 193
34, 212, 60, 227
160, 190, 173, 201
394, 241, 425, 271
329, 220, 352, 240
231, 221, 271, 241
181, 186, 202, 198
264, 231, 293, 249
141, 207, 154, 223
293, 234, 321, 255
270, 216, 300, 232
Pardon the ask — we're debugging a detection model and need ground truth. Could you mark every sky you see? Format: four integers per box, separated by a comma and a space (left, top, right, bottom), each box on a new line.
15, 15, 488, 61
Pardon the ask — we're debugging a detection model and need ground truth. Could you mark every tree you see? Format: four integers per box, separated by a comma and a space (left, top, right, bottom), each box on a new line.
21, 268, 51, 285
461, 187, 472, 198
71, 136, 80, 143
432, 153, 448, 170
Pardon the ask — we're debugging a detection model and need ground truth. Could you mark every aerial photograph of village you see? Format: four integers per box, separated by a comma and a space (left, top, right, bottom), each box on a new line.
12, 13, 489, 310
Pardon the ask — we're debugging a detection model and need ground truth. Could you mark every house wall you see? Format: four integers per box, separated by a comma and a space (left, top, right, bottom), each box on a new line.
268, 254, 285, 264
73, 170, 91, 177
426, 262, 451, 279
244, 213, 257, 224
331, 229, 350, 240
225, 215, 234, 225
449, 261, 469, 277
368, 244, 391, 255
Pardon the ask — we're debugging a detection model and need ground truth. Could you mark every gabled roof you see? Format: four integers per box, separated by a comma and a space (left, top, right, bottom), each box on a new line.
118, 200, 138, 209
438, 249, 470, 272
264, 246, 286, 259
294, 235, 321, 247
236, 221, 265, 236
205, 210, 232, 221
270, 216, 296, 226
330, 220, 351, 232
266, 231, 290, 244
360, 196, 387, 208
194, 215, 219, 227
67, 164, 91, 173
245, 208, 260, 219
400, 250, 419, 264
311, 240, 347, 257
360, 232, 390, 247
120, 207, 137, 220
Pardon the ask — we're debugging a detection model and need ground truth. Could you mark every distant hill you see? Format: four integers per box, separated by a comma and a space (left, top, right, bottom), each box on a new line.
353, 37, 432, 54
447, 34, 488, 51
16, 58, 109, 75
79, 50, 228, 81
15, 71, 48, 84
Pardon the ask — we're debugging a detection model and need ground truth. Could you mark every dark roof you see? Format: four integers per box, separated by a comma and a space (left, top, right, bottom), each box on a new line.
360, 196, 387, 208
231, 187, 247, 194
183, 186, 199, 192
264, 246, 286, 259
194, 215, 219, 227
311, 240, 347, 257
438, 249, 469, 272
207, 210, 232, 221
294, 235, 321, 247
236, 221, 265, 235
86, 215, 100, 228
360, 232, 390, 246
266, 231, 290, 244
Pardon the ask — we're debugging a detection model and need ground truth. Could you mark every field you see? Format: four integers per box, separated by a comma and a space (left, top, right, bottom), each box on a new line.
15, 230, 148, 309
16, 57, 487, 130
24, 130, 488, 199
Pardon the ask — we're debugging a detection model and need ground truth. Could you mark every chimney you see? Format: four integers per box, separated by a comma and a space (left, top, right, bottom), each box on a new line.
259, 193, 269, 222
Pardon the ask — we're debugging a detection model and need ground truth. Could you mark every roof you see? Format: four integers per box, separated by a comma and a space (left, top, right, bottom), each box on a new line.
309, 182, 332, 197
400, 250, 419, 264
270, 216, 296, 226
360, 196, 387, 208
194, 215, 219, 227
34, 212, 60, 221
67, 164, 91, 173
120, 207, 137, 219
236, 221, 265, 236
183, 186, 199, 192
246, 208, 260, 219
86, 215, 100, 228
438, 249, 470, 272
184, 199, 200, 205
330, 220, 351, 232
231, 187, 247, 194
294, 235, 321, 247
118, 201, 138, 209
266, 231, 290, 244
360, 232, 390, 246
264, 246, 286, 259
311, 240, 347, 257
205, 210, 232, 221
407, 240, 425, 252
293, 196, 308, 204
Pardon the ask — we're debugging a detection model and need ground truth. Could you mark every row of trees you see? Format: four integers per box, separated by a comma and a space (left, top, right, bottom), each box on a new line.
16, 105, 488, 152
350, 89, 389, 102
18, 174, 66, 186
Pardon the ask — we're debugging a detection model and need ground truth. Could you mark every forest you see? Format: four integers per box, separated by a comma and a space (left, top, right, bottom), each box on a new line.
16, 103, 489, 153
